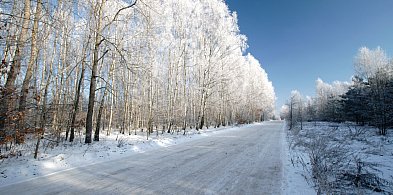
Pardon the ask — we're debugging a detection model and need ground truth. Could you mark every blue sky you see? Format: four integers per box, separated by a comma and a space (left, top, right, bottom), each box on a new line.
225, 0, 393, 114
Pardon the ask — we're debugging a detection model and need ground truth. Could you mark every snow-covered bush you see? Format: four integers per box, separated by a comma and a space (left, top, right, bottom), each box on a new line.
117, 138, 125, 148
289, 122, 393, 194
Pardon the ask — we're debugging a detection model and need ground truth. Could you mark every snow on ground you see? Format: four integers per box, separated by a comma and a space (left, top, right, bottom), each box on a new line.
0, 124, 253, 187
1, 120, 351, 194
0, 121, 284, 194
286, 121, 393, 194
281, 122, 316, 195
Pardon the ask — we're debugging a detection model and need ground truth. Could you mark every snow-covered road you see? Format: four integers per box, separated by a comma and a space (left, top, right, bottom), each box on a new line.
0, 121, 285, 194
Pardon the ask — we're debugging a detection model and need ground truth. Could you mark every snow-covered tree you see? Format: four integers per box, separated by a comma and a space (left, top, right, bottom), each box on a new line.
354, 47, 389, 80
0, 0, 276, 155
287, 46, 393, 135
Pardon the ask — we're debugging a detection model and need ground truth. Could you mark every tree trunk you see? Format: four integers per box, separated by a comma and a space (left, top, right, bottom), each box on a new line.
19, 0, 42, 113
107, 56, 116, 136
94, 55, 115, 140
34, 40, 53, 158
69, 46, 87, 142
94, 88, 107, 141
198, 90, 207, 130
1, 0, 31, 132
34, 70, 50, 159
85, 0, 104, 144
166, 50, 172, 133
182, 46, 187, 135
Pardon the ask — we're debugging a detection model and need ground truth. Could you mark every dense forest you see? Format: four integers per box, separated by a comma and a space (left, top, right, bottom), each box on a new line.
0, 0, 275, 158
283, 46, 393, 135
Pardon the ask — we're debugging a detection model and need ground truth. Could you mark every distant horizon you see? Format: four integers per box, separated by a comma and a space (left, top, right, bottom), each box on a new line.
225, 0, 393, 114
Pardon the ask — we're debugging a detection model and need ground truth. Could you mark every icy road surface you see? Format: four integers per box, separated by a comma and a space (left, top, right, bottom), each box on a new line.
0, 121, 285, 194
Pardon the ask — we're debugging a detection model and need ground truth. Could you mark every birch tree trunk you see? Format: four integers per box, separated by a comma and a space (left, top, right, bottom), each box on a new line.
182, 46, 187, 135
1, 0, 31, 133
85, 0, 104, 143
19, 0, 42, 112
69, 38, 88, 142
34, 59, 52, 158
94, 87, 108, 141
34, 24, 55, 158
107, 55, 116, 136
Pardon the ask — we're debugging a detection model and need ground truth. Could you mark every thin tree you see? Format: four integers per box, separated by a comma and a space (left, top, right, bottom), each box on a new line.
19, 0, 42, 113
1, 0, 31, 136
85, 0, 105, 143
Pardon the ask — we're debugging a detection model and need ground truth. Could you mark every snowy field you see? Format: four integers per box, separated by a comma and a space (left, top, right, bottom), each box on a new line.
287, 122, 393, 194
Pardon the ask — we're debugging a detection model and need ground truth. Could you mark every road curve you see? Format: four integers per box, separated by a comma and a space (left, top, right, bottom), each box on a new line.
0, 121, 285, 195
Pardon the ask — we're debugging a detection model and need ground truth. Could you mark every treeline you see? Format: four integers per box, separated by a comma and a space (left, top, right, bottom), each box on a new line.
0, 0, 275, 157
282, 47, 392, 135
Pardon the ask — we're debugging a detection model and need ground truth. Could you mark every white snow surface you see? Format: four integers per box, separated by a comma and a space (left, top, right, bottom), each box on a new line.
0, 121, 288, 194
0, 125, 249, 187
0, 121, 319, 194
281, 123, 316, 195
287, 122, 393, 194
